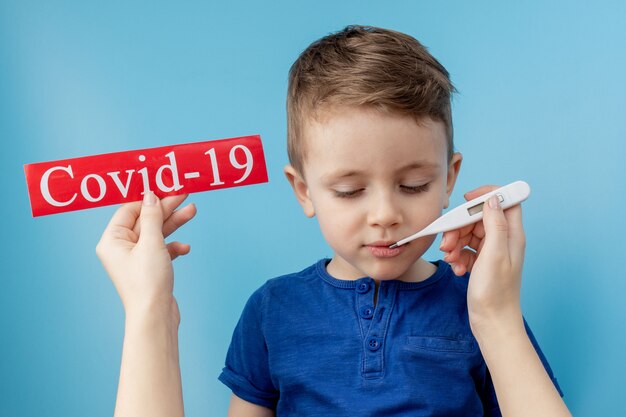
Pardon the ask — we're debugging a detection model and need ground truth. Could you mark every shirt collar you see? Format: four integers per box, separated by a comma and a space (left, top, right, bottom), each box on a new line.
316, 258, 450, 290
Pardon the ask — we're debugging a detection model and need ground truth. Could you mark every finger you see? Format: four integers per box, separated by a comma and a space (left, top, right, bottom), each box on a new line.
440, 229, 460, 252
162, 194, 189, 217
477, 236, 486, 254
481, 194, 510, 264
451, 249, 476, 276
163, 203, 197, 238
101, 201, 142, 243
167, 241, 191, 260
463, 184, 499, 201
503, 204, 523, 239
440, 229, 457, 253
446, 222, 488, 263
447, 232, 473, 262
469, 220, 485, 241
464, 233, 481, 253
450, 229, 485, 272
133, 194, 189, 236
457, 221, 479, 241
503, 204, 525, 266
105, 226, 139, 245
450, 262, 465, 276
441, 222, 478, 260
458, 248, 477, 273
137, 191, 166, 248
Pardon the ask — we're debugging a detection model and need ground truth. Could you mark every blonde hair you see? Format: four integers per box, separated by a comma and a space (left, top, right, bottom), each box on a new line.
287, 25, 456, 175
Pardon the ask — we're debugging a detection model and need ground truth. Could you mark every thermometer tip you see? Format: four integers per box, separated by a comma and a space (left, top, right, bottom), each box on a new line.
388, 243, 399, 249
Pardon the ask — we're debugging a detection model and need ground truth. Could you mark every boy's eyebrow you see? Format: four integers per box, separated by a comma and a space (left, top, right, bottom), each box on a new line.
396, 161, 441, 172
322, 161, 441, 182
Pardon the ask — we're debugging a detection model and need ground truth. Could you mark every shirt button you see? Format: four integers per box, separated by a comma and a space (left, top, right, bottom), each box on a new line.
367, 337, 382, 351
356, 279, 370, 294
359, 305, 375, 319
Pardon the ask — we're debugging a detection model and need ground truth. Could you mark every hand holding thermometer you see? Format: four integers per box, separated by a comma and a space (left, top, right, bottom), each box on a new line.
389, 181, 531, 249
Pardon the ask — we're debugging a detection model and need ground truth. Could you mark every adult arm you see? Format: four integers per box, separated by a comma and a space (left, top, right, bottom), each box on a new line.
440, 186, 571, 417
96, 192, 196, 417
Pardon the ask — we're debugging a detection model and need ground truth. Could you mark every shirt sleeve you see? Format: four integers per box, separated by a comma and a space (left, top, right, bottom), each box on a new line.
482, 317, 564, 416
218, 285, 279, 409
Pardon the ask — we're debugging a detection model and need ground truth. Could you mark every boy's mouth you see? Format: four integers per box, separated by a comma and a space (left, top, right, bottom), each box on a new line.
364, 241, 409, 258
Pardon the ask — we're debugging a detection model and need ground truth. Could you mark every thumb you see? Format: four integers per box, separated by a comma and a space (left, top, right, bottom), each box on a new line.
481, 194, 510, 261
138, 191, 165, 247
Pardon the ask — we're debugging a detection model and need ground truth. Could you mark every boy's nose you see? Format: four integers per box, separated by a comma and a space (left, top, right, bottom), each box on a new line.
367, 194, 402, 229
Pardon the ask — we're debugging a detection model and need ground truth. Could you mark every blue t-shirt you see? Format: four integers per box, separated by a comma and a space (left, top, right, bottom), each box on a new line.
219, 259, 562, 416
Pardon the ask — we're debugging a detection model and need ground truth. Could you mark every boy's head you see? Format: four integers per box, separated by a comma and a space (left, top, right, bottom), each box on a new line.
287, 25, 456, 177
284, 25, 463, 282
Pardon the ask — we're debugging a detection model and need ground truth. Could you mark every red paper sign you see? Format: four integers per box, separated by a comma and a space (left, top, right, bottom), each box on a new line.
24, 134, 268, 217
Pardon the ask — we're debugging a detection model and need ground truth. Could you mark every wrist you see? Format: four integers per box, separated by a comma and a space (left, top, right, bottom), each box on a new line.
125, 295, 181, 331
469, 308, 525, 344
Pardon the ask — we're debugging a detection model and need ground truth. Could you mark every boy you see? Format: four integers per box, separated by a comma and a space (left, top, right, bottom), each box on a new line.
97, 25, 571, 417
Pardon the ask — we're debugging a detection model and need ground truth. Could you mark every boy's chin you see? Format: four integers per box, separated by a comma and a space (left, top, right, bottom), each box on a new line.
330, 252, 427, 281
358, 259, 421, 282
360, 258, 436, 282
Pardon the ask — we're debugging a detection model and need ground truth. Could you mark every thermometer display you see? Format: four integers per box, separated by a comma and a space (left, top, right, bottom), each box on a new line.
467, 202, 485, 216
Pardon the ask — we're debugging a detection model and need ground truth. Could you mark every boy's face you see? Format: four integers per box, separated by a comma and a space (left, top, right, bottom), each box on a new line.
285, 106, 462, 282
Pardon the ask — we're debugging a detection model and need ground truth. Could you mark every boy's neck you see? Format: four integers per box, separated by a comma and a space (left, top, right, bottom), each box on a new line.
408, 258, 438, 283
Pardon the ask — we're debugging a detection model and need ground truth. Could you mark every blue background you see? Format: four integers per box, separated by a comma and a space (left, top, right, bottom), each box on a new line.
1, 1, 624, 416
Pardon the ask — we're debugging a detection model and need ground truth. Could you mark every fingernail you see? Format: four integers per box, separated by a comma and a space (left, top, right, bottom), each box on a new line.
440, 235, 446, 249
488, 195, 500, 209
143, 191, 157, 206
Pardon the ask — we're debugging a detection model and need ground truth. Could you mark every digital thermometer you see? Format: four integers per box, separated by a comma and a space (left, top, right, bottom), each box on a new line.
389, 180, 531, 248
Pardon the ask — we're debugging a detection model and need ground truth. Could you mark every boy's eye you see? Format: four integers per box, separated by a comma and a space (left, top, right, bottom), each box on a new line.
400, 183, 430, 194
334, 189, 364, 198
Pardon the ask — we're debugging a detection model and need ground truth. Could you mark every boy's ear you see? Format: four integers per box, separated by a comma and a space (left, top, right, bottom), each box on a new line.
443, 152, 463, 209
284, 165, 315, 218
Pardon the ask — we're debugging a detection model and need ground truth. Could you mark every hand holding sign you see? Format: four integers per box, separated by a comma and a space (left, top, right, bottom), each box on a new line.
96, 192, 196, 320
